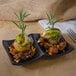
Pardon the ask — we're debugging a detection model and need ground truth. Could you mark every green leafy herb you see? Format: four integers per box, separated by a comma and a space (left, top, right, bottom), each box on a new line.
46, 9, 61, 29
12, 8, 30, 37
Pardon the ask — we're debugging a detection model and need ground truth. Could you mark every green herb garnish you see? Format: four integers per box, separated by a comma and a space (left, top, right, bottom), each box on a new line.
12, 8, 30, 37
12, 8, 30, 44
45, 9, 62, 40
46, 9, 61, 29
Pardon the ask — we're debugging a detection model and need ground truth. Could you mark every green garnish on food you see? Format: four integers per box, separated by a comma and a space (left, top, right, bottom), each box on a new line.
46, 9, 61, 29
12, 8, 30, 45
43, 28, 61, 39
43, 9, 61, 39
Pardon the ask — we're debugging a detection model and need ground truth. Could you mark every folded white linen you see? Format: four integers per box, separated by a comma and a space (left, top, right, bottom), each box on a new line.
38, 19, 76, 33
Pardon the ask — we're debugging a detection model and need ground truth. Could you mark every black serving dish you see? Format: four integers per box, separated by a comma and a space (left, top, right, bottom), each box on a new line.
30, 33, 74, 59
2, 35, 44, 65
2, 33, 74, 65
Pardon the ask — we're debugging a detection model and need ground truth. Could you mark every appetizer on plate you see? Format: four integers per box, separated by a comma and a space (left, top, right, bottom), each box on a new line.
9, 9, 35, 63
38, 10, 66, 55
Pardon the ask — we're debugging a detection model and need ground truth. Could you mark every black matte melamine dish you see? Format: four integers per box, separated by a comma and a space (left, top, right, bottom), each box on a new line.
2, 33, 74, 65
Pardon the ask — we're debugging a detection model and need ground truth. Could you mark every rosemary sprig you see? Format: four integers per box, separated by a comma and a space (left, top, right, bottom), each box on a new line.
46, 9, 61, 29
12, 8, 30, 37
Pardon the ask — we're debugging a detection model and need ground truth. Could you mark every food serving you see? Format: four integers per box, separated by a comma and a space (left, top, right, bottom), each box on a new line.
38, 10, 66, 55
9, 9, 35, 63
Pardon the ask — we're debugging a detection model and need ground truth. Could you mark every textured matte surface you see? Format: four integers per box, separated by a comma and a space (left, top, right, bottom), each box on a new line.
0, 21, 76, 76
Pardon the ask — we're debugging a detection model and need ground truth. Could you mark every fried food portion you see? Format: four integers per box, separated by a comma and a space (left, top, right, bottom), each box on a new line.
9, 42, 35, 63
38, 36, 66, 55
48, 45, 58, 55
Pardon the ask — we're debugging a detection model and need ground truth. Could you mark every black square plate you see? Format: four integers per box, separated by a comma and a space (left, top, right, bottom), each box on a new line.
2, 35, 44, 65
30, 33, 74, 59
2, 33, 74, 65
